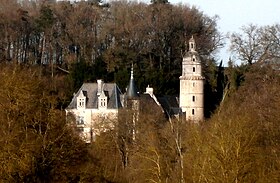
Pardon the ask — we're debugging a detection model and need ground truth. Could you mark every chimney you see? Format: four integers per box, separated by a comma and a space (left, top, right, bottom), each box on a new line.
97, 79, 103, 96
145, 85, 154, 96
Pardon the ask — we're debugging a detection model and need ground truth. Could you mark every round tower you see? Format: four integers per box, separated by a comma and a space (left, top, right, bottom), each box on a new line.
179, 36, 204, 121
126, 65, 139, 140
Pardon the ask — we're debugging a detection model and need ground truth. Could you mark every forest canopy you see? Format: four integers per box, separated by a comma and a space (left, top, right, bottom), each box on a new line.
0, 0, 222, 94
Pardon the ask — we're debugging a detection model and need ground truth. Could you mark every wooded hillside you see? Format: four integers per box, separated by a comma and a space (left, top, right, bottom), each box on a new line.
0, 0, 222, 93
1, 0, 280, 182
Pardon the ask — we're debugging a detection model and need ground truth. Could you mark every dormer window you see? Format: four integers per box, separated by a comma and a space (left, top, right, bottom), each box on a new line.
77, 90, 86, 109
100, 98, 106, 107
98, 91, 107, 109
78, 98, 85, 108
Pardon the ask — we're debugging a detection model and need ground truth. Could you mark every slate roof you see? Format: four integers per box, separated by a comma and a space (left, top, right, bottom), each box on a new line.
126, 65, 139, 99
66, 82, 123, 109
184, 51, 201, 59
157, 95, 181, 117
126, 78, 139, 99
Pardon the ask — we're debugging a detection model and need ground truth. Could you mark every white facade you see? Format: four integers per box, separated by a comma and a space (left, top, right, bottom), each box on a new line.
179, 36, 204, 121
66, 80, 123, 143
67, 107, 118, 143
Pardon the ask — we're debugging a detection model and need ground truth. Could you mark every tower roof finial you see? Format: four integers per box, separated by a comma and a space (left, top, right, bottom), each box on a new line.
131, 63, 134, 79
189, 35, 196, 52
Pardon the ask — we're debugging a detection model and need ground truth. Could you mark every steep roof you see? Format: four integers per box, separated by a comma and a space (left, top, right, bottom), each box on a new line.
127, 79, 139, 99
66, 82, 123, 109
126, 66, 139, 99
157, 95, 180, 117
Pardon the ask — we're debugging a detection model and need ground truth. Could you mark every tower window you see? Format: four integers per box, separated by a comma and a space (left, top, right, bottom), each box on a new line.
192, 96, 195, 102
191, 43, 194, 49
192, 109, 195, 115
193, 67, 195, 72
193, 58, 195, 62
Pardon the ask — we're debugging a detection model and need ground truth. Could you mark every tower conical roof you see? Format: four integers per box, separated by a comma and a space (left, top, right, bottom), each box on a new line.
126, 65, 139, 99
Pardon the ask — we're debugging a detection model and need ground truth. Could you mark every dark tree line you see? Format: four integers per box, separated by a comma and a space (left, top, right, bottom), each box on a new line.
0, 0, 222, 96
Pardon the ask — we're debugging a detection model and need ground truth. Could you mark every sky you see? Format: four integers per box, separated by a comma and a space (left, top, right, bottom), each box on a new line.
167, 0, 280, 63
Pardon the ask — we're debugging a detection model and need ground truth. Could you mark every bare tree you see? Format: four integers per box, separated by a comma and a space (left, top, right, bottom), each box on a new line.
230, 24, 280, 66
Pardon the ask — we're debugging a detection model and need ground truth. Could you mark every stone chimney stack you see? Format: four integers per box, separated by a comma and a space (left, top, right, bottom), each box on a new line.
145, 85, 154, 96
97, 79, 103, 96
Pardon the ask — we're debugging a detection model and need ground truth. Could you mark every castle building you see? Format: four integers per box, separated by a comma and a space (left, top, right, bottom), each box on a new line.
65, 80, 123, 143
66, 66, 162, 142
66, 36, 204, 142
179, 36, 205, 121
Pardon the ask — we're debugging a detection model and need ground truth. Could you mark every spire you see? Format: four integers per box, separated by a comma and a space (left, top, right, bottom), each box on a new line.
131, 64, 134, 79
189, 35, 196, 52
127, 64, 139, 99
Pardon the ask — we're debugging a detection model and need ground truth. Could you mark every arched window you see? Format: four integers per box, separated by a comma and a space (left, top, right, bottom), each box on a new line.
193, 67, 195, 72
192, 109, 195, 115
192, 96, 195, 102
192, 56, 196, 62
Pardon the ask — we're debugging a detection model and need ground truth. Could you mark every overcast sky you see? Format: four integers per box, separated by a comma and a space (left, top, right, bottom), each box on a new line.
168, 0, 280, 62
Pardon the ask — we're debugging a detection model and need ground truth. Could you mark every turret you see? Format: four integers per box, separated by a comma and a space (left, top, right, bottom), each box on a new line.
126, 64, 139, 140
180, 36, 204, 121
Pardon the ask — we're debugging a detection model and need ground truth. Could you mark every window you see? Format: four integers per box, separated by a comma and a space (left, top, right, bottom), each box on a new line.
77, 127, 84, 133
192, 96, 195, 102
99, 96, 107, 109
193, 82, 195, 87
78, 98, 85, 108
193, 67, 195, 72
100, 98, 104, 107
192, 109, 195, 115
77, 116, 84, 125
192, 57, 196, 62
100, 98, 106, 107
191, 43, 194, 49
